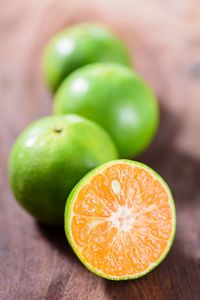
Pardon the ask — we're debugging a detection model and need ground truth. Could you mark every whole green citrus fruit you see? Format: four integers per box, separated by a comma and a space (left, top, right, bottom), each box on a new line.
54, 63, 159, 158
8, 114, 118, 224
42, 23, 132, 92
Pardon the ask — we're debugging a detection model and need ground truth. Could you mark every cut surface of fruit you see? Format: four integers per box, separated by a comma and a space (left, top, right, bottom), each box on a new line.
65, 160, 176, 280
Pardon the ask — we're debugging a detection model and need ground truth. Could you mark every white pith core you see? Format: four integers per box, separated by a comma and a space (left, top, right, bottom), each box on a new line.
110, 205, 135, 231
110, 180, 141, 231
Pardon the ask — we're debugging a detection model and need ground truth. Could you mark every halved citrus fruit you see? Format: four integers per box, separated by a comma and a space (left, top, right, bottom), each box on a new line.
65, 160, 176, 280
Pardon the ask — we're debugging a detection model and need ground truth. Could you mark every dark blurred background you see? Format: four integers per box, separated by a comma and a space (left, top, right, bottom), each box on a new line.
0, 0, 200, 299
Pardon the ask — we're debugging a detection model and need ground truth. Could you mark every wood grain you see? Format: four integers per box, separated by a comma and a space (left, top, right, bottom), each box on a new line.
1, 0, 200, 299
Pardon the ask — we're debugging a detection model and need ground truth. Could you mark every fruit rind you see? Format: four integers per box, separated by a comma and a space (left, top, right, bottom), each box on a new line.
65, 159, 176, 280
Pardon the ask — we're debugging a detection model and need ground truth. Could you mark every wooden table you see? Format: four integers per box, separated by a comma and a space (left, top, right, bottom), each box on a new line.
1, 0, 200, 299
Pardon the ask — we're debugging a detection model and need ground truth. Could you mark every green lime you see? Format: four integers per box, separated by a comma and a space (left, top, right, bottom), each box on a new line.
42, 23, 132, 92
65, 159, 176, 280
9, 114, 118, 224
54, 63, 159, 158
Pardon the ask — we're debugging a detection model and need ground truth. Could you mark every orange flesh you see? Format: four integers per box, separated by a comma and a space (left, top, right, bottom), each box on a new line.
71, 163, 173, 277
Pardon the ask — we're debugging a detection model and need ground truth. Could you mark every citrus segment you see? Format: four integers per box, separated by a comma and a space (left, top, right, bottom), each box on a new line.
65, 160, 176, 279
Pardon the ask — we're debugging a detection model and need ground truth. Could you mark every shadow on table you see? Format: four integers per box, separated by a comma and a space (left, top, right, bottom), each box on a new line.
36, 223, 83, 270
37, 103, 200, 299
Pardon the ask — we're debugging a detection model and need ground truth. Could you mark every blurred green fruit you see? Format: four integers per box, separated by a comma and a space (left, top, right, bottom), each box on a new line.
42, 23, 132, 92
